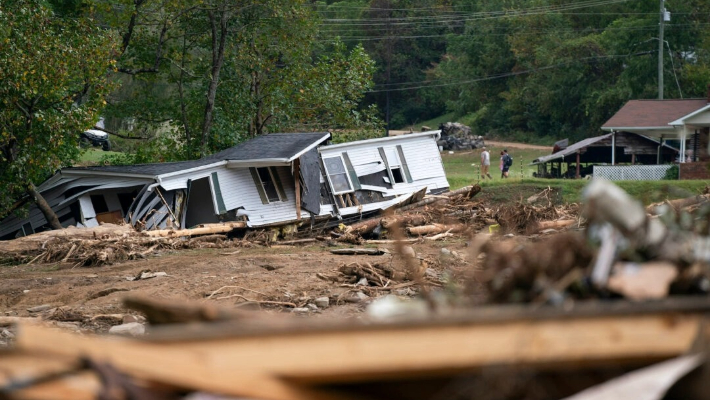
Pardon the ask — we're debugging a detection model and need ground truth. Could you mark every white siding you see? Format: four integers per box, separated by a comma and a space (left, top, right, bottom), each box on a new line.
79, 196, 96, 219
217, 167, 309, 227
319, 134, 449, 199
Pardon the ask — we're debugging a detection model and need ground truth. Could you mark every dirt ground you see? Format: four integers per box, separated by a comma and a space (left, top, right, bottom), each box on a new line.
0, 238, 466, 330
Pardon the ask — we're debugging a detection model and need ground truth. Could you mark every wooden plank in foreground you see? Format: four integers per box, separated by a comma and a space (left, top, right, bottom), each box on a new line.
13, 303, 706, 400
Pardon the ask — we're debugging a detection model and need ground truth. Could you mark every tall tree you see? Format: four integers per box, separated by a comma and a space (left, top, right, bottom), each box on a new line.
0, 0, 118, 225
98, 0, 380, 161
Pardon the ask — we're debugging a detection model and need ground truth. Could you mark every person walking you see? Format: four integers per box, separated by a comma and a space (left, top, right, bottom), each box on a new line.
499, 151, 506, 178
501, 149, 512, 178
480, 147, 492, 179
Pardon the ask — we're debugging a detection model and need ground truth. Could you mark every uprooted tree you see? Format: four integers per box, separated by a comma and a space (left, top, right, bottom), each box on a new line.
0, 0, 118, 225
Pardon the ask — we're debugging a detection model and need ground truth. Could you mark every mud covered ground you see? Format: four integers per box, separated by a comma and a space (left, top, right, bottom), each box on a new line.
0, 238, 470, 331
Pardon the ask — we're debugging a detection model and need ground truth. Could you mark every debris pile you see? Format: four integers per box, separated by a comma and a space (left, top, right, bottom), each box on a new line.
437, 122, 485, 150
0, 224, 243, 267
470, 180, 710, 306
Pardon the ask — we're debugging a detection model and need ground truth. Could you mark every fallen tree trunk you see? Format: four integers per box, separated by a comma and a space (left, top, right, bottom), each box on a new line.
345, 218, 381, 235
380, 214, 429, 229
145, 222, 246, 238
407, 223, 466, 236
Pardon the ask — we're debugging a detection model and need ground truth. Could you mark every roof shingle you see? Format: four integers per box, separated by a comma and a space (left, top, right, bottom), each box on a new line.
68, 132, 330, 177
602, 99, 708, 129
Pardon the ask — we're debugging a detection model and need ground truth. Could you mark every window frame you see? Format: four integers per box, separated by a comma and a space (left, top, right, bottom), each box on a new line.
323, 154, 354, 195
256, 167, 283, 203
250, 166, 287, 205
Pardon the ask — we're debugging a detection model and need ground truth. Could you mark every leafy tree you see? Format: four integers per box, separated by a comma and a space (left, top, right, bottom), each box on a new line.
96, 0, 380, 161
0, 0, 118, 225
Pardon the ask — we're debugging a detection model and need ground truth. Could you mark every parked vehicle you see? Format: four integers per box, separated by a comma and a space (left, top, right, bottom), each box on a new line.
80, 129, 111, 151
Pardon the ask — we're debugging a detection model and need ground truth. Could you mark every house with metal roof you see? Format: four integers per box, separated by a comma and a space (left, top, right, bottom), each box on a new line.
0, 131, 449, 240
530, 131, 678, 178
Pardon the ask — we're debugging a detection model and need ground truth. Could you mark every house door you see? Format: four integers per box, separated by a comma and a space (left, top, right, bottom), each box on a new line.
184, 177, 219, 228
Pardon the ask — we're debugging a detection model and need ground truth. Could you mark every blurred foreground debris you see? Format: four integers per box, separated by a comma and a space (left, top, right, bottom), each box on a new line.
3, 298, 710, 400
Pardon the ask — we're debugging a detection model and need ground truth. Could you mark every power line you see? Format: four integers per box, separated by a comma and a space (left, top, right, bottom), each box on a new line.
316, 22, 710, 42
365, 52, 653, 93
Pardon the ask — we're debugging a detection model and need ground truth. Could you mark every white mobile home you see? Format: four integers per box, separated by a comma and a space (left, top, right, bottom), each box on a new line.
0, 131, 449, 240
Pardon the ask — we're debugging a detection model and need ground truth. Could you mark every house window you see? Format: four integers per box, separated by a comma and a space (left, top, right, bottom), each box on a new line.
323, 156, 353, 194
256, 167, 282, 202
384, 147, 405, 184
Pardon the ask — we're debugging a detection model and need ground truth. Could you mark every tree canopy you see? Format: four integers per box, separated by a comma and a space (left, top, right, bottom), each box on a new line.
0, 0, 118, 222
320, 0, 710, 142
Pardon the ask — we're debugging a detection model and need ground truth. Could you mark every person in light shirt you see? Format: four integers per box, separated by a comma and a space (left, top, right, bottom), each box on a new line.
480, 147, 492, 179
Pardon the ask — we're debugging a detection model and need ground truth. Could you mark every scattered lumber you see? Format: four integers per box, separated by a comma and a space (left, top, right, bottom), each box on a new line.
6, 299, 710, 400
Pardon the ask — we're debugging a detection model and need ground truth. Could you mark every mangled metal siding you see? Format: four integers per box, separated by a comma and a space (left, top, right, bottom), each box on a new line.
317, 131, 449, 215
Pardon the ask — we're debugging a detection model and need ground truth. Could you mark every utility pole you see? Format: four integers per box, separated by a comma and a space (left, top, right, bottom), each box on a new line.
658, 0, 665, 99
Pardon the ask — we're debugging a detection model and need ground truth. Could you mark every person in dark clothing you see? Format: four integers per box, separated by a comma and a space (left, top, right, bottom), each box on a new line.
501, 149, 511, 178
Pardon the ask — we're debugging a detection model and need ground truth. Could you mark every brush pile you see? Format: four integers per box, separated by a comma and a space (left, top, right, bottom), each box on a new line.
1, 230, 238, 267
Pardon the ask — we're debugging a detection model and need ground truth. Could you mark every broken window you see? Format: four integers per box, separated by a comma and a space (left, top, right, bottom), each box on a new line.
384, 147, 405, 184
378, 146, 413, 185
323, 156, 353, 194
257, 167, 281, 202
249, 167, 287, 205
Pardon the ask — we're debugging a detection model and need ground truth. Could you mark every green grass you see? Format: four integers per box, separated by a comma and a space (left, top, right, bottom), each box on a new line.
441, 150, 710, 205
441, 147, 551, 190
77, 148, 122, 165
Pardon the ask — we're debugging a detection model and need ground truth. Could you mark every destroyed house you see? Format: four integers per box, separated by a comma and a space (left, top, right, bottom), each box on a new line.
318, 131, 449, 223
0, 131, 448, 239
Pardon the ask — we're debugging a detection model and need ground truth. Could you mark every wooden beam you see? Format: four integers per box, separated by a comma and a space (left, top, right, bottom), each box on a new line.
294, 159, 301, 220
14, 307, 704, 397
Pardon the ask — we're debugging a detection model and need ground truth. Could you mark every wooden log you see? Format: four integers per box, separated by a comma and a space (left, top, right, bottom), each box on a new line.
145, 222, 246, 238
407, 224, 465, 236
380, 215, 428, 229
345, 218, 381, 235
537, 219, 577, 230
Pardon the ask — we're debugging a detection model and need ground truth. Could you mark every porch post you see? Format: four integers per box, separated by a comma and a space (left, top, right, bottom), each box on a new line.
576, 151, 581, 179
681, 127, 687, 163
657, 135, 663, 164
611, 131, 616, 165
